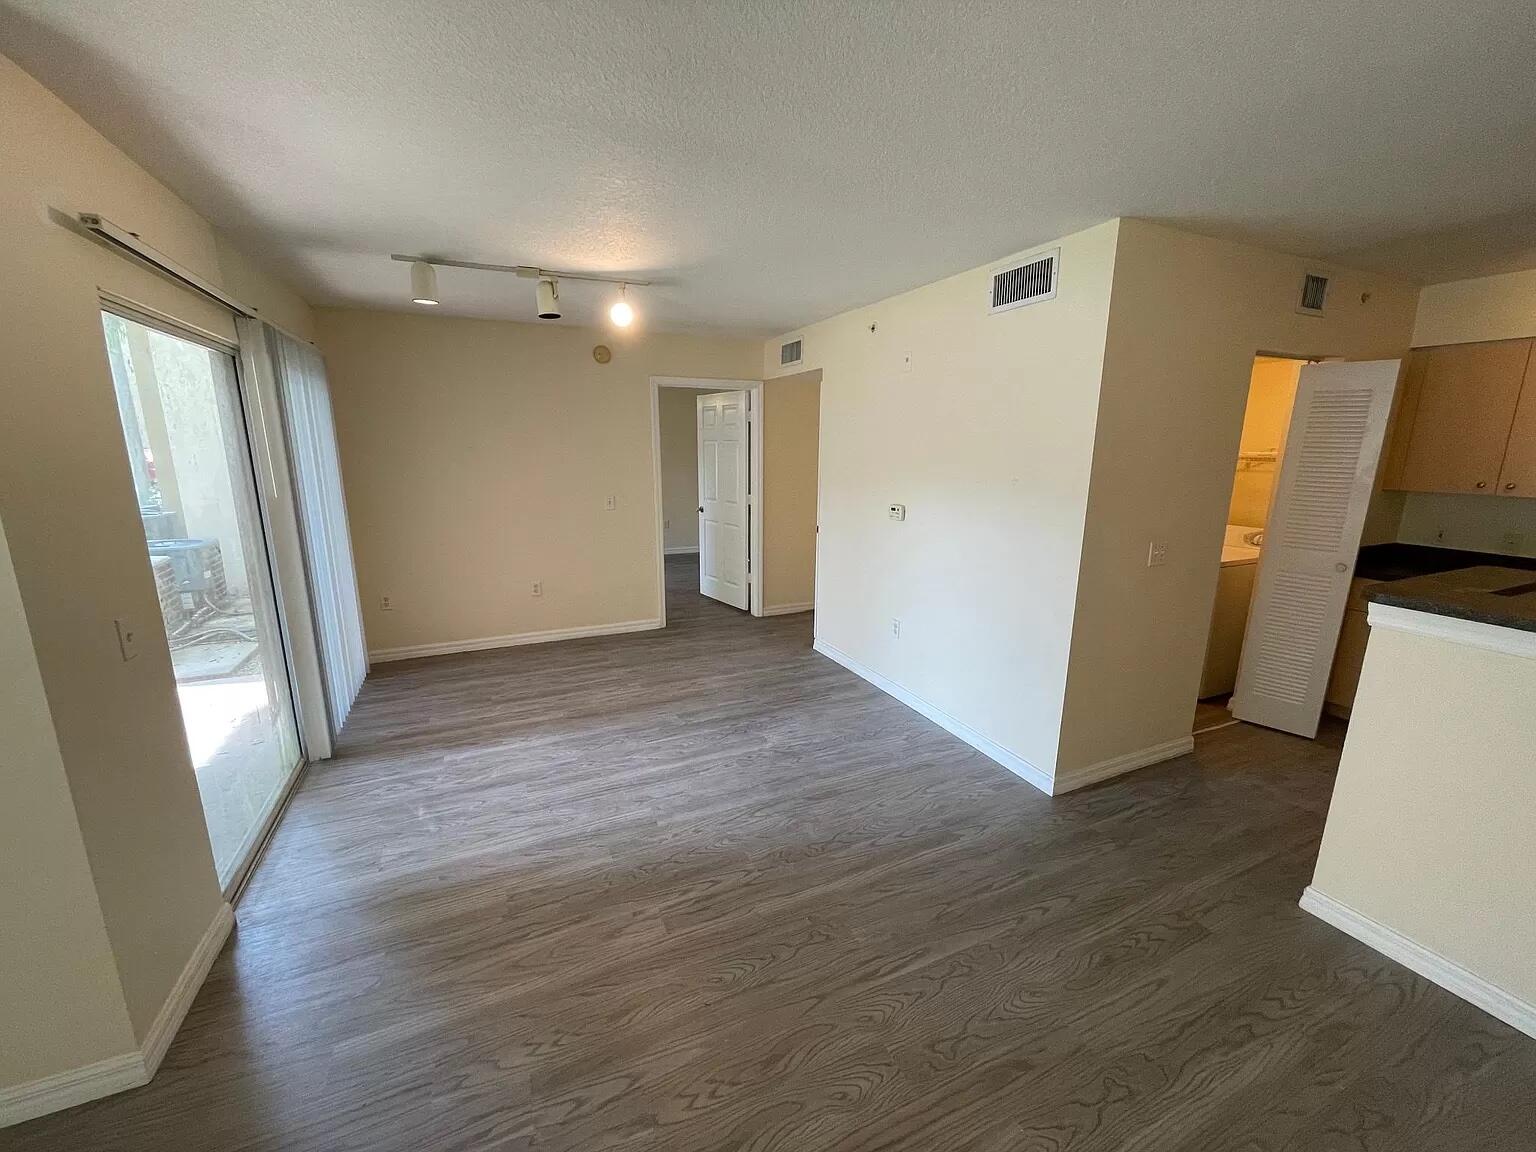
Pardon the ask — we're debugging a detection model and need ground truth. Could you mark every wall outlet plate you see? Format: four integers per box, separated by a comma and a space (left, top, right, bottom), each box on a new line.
531, 581, 543, 597
1147, 540, 1169, 567
891, 618, 902, 639
888, 503, 906, 521
604, 495, 617, 511
380, 595, 394, 611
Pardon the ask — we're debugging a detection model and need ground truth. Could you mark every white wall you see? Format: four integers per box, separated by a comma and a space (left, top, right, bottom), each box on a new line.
658, 386, 705, 552
1412, 268, 1536, 347
761, 370, 821, 612
0, 52, 314, 1057
316, 310, 760, 657
0, 516, 136, 1096
764, 220, 1123, 781
1056, 220, 1419, 779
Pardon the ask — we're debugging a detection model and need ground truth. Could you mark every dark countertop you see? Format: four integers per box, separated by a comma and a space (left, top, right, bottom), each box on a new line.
1368, 566, 1536, 633
1355, 542, 1536, 583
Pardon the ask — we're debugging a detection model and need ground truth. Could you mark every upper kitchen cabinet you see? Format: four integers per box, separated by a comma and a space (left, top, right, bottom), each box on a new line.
1496, 349, 1536, 497
1389, 338, 1533, 495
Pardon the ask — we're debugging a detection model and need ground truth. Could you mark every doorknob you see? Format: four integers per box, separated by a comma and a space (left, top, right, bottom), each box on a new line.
698, 506, 704, 513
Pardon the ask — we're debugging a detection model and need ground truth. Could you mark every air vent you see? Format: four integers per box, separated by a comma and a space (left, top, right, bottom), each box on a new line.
990, 248, 1059, 313
780, 338, 803, 367
1297, 272, 1329, 316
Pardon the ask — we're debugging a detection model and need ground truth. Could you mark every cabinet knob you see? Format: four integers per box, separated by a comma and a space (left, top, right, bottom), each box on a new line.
1506, 483, 1518, 491
1476, 480, 1488, 489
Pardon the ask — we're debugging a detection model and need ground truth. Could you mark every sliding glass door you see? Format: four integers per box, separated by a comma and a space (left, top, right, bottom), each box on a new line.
101, 308, 302, 891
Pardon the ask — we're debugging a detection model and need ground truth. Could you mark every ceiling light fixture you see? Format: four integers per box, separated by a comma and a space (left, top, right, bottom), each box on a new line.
536, 277, 561, 319
390, 255, 652, 320
409, 260, 439, 305
609, 284, 634, 327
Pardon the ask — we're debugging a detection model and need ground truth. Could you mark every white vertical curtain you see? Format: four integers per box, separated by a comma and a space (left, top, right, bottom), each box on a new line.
267, 325, 368, 734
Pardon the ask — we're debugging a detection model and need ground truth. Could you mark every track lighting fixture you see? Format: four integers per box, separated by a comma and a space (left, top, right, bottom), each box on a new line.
391, 255, 650, 321
536, 277, 561, 319
609, 284, 634, 328
409, 260, 439, 305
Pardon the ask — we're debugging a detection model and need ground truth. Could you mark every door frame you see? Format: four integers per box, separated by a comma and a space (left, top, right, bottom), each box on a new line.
649, 376, 763, 625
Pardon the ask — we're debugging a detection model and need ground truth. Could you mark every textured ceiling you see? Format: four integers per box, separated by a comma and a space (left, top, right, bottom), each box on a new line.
4, 0, 1535, 334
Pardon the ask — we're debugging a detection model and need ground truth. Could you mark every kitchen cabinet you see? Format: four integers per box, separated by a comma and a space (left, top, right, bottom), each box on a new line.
1496, 349, 1536, 497
1392, 338, 1532, 495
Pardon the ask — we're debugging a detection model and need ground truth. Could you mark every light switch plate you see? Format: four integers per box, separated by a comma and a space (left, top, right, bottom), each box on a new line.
115, 618, 140, 662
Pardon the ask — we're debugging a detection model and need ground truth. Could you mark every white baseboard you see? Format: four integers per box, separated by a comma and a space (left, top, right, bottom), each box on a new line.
140, 902, 234, 1078
1300, 887, 1536, 1040
1, 902, 234, 1128
0, 1052, 145, 1129
664, 546, 699, 556
370, 619, 662, 663
813, 639, 1053, 794
761, 602, 814, 617
1051, 735, 1195, 795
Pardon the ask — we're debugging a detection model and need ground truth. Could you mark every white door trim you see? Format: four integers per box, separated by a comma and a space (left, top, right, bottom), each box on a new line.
649, 376, 763, 626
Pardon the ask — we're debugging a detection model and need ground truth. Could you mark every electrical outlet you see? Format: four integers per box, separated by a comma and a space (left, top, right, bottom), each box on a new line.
891, 618, 902, 639
604, 495, 617, 511
114, 618, 140, 662
380, 594, 394, 612
531, 581, 543, 597
1147, 540, 1169, 567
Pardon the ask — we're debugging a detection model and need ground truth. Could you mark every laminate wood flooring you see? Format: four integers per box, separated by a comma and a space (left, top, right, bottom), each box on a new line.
10, 557, 1535, 1150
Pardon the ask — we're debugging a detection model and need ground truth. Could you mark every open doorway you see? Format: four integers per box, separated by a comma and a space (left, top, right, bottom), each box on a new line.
1194, 355, 1306, 733
649, 371, 822, 628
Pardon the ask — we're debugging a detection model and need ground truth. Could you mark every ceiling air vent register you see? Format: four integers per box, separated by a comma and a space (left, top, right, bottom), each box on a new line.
780, 338, 804, 367
990, 248, 1059, 314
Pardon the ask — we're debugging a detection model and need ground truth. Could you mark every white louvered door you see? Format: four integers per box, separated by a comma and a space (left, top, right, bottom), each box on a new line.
1230, 360, 1400, 737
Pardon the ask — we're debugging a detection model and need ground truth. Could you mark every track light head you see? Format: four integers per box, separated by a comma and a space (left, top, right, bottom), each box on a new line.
409, 260, 439, 305
536, 277, 561, 319
609, 284, 634, 327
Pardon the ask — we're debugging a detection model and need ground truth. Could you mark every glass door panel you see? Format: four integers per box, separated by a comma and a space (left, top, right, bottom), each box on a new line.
101, 310, 302, 890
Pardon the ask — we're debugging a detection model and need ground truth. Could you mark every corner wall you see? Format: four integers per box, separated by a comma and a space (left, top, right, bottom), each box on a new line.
765, 220, 1122, 782
1055, 219, 1419, 781
315, 310, 760, 658
761, 370, 821, 612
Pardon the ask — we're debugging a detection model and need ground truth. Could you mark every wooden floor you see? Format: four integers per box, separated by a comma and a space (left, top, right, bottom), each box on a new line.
13, 557, 1535, 1150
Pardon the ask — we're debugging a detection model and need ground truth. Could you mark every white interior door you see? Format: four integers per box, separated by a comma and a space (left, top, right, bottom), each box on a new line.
1231, 359, 1400, 737
697, 390, 750, 609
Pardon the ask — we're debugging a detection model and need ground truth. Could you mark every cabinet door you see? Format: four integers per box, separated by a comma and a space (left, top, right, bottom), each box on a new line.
1398, 339, 1531, 495
1379, 350, 1428, 490
1496, 348, 1536, 498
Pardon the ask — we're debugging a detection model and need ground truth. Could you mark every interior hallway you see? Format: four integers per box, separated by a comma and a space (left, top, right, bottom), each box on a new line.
10, 558, 1534, 1150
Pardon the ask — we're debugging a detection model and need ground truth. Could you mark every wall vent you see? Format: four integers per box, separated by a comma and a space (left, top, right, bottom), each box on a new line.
990, 248, 1059, 313
1297, 272, 1330, 316
780, 337, 803, 367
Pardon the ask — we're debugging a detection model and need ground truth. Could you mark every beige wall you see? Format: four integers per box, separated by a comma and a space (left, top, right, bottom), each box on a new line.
764, 220, 1122, 779
316, 310, 759, 656
1054, 220, 1420, 778
1227, 357, 1302, 528
0, 517, 137, 1091
1412, 268, 1536, 347
0, 52, 313, 1061
1396, 492, 1536, 558
658, 386, 706, 552
761, 370, 821, 611
1309, 616, 1536, 1014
